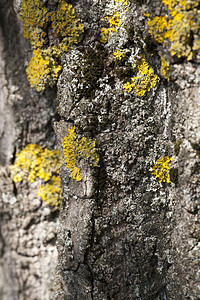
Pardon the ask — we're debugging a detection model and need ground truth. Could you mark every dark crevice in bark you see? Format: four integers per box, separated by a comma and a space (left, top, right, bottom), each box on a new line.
0, 221, 5, 257
12, 181, 17, 197
11, 146, 16, 165
16, 252, 38, 258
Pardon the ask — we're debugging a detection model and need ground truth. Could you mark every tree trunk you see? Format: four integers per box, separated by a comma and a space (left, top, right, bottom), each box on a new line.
0, 1, 58, 299
0, 0, 200, 299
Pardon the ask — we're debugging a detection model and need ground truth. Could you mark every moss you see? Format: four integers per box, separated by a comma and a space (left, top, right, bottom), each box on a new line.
126, 26, 135, 42
134, 0, 146, 4
169, 167, 178, 184
144, 35, 159, 56
83, 49, 103, 86
79, 47, 105, 98
126, 26, 145, 51
174, 140, 183, 156
116, 65, 134, 81
73, 45, 113, 101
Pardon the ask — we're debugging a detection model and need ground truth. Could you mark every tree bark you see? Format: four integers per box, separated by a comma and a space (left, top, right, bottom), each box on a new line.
0, 0, 200, 299
0, 1, 58, 299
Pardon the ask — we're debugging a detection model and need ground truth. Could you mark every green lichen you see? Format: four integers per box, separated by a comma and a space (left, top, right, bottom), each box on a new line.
62, 126, 99, 181
10, 144, 63, 208
146, 0, 200, 60
174, 140, 183, 156
19, 0, 84, 91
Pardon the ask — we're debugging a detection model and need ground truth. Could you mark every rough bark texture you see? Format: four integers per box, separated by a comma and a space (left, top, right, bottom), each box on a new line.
0, 1, 59, 299
0, 0, 200, 299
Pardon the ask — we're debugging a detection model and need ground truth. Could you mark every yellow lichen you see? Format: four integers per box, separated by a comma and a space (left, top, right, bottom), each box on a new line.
29, 27, 47, 49
20, 0, 84, 91
62, 127, 99, 181
147, 16, 168, 44
19, 0, 48, 48
146, 0, 200, 60
115, 0, 128, 5
114, 48, 129, 60
100, 27, 110, 44
162, 0, 199, 11
160, 53, 170, 81
100, 0, 127, 43
50, 1, 84, 48
109, 11, 122, 29
123, 55, 158, 96
38, 176, 62, 209
100, 11, 122, 43
10, 144, 63, 208
152, 156, 172, 183
62, 127, 81, 181
26, 47, 62, 92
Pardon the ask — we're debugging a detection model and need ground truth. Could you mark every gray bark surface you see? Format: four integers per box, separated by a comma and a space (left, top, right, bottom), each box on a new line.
0, 0, 200, 299
0, 1, 58, 299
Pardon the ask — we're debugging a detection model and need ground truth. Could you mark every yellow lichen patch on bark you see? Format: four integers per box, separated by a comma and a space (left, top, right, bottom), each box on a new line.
63, 127, 99, 181
160, 53, 170, 81
19, 0, 84, 91
123, 55, 157, 96
100, 0, 128, 43
26, 47, 62, 92
152, 156, 172, 183
10, 144, 63, 208
146, 0, 200, 60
